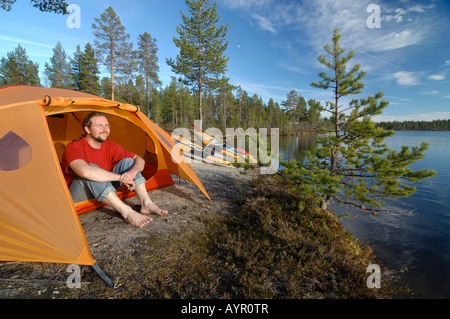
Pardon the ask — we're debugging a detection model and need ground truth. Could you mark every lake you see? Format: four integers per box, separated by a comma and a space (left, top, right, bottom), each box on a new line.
278, 131, 450, 298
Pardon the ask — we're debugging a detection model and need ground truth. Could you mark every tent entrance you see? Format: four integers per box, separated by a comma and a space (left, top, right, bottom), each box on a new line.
45, 111, 168, 214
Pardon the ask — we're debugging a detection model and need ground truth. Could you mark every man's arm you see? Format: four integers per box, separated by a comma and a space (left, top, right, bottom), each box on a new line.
69, 159, 121, 183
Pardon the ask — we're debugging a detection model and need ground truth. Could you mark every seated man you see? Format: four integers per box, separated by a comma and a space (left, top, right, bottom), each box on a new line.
62, 111, 168, 228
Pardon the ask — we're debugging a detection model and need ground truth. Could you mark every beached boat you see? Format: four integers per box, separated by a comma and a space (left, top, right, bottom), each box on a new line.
171, 134, 233, 166
191, 124, 257, 164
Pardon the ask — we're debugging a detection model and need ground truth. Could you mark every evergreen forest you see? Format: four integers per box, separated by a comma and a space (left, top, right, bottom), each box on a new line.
0, 4, 330, 134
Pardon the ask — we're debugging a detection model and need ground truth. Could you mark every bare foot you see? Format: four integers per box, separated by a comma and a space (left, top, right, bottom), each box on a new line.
123, 209, 153, 228
140, 200, 168, 216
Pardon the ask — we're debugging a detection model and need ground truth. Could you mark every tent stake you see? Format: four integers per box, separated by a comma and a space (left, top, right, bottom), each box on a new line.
91, 263, 128, 291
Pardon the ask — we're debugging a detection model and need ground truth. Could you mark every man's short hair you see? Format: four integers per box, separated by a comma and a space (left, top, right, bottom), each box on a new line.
83, 111, 108, 130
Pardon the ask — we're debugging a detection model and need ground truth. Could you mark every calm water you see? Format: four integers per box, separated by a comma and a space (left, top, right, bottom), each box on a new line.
279, 131, 450, 298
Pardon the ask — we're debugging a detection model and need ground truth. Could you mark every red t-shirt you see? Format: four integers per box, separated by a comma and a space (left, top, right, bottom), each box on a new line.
62, 137, 136, 186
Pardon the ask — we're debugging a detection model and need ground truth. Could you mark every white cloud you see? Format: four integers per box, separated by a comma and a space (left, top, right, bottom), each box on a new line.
393, 71, 419, 85
230, 74, 326, 104
383, 8, 405, 23
0, 35, 54, 50
235, 78, 292, 102
427, 74, 445, 81
277, 61, 309, 74
383, 3, 436, 22
222, 0, 274, 11
223, 0, 442, 95
220, 0, 440, 88
422, 90, 439, 95
385, 96, 412, 102
367, 29, 426, 51
442, 59, 450, 67
250, 13, 277, 33
223, 0, 438, 56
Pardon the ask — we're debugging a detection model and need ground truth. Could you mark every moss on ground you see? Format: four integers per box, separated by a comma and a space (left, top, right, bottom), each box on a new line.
66, 172, 404, 299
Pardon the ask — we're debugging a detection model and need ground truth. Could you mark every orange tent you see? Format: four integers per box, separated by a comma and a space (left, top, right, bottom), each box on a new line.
0, 85, 210, 286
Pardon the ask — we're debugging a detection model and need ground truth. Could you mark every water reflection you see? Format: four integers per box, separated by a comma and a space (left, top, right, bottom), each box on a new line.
279, 133, 317, 164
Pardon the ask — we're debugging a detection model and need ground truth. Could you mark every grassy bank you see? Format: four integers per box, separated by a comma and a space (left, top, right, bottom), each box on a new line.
68, 171, 402, 299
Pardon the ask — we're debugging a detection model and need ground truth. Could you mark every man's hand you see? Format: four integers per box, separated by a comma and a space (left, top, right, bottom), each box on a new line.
123, 179, 136, 191
120, 171, 137, 191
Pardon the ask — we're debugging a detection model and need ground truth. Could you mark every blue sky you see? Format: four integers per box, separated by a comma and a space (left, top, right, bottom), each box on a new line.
1, 0, 449, 122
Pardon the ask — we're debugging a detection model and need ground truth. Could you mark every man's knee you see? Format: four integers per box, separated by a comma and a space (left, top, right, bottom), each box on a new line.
114, 157, 135, 173
121, 157, 135, 165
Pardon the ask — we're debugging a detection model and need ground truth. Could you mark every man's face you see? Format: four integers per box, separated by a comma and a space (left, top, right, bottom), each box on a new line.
86, 116, 110, 143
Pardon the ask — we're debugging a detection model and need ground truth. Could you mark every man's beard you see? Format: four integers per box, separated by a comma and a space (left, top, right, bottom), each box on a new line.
93, 132, 109, 143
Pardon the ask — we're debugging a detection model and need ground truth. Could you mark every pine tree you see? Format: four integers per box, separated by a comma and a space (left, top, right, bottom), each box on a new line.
178, 83, 196, 126
285, 29, 436, 214
167, 0, 229, 128
100, 77, 112, 99
307, 99, 322, 123
91, 6, 132, 101
267, 98, 275, 128
282, 90, 299, 128
134, 75, 146, 109
162, 78, 180, 129
150, 86, 163, 125
137, 32, 160, 117
296, 95, 308, 123
44, 41, 72, 89
217, 76, 236, 130
235, 86, 244, 127
117, 78, 138, 104
0, 44, 40, 86
78, 43, 101, 95
72, 43, 101, 95
2, 0, 68, 14
71, 45, 83, 89
117, 42, 138, 102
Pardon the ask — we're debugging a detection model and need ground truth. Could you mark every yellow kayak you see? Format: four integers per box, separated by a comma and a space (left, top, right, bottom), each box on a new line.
172, 137, 233, 166
192, 125, 257, 164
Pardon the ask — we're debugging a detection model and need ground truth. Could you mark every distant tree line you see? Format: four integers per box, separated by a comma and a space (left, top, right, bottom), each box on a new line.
0, 41, 326, 133
377, 119, 450, 131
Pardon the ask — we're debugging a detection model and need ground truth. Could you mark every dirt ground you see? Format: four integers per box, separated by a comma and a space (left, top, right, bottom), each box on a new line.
0, 162, 256, 299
